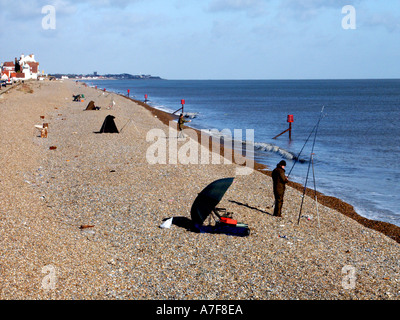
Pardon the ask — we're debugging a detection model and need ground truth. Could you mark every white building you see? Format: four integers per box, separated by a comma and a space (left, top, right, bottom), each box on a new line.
18, 54, 40, 80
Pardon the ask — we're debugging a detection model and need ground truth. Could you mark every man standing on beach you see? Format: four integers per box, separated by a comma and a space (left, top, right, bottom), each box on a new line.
178, 113, 191, 139
272, 160, 289, 217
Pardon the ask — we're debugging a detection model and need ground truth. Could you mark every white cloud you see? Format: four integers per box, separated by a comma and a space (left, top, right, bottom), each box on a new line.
363, 11, 400, 33
278, 0, 361, 20
0, 0, 77, 20
75, 0, 141, 9
206, 0, 267, 16
281, 0, 359, 10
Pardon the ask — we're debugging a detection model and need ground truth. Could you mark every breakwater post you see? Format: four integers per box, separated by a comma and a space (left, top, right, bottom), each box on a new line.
172, 99, 186, 115
273, 114, 294, 140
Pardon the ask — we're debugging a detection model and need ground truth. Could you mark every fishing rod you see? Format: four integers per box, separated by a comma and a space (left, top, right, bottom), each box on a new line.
297, 106, 324, 225
119, 119, 132, 133
311, 153, 320, 228
287, 106, 325, 179
119, 117, 139, 134
270, 107, 325, 210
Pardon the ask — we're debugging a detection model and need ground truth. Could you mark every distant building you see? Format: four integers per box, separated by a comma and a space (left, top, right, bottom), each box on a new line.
1, 61, 16, 80
19, 54, 40, 80
1, 54, 40, 81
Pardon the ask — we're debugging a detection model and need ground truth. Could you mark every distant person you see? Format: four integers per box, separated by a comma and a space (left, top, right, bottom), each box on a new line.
272, 160, 289, 217
178, 113, 191, 138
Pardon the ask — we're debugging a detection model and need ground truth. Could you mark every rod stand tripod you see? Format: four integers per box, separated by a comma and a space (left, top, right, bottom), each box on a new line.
297, 153, 320, 227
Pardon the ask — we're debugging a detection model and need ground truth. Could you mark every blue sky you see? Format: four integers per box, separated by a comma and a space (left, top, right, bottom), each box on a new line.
0, 0, 399, 79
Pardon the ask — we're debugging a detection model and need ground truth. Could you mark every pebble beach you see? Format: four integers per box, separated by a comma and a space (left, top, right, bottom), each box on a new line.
0, 80, 399, 300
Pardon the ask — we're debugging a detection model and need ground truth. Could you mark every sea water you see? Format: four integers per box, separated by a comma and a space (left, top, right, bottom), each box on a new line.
85, 79, 400, 227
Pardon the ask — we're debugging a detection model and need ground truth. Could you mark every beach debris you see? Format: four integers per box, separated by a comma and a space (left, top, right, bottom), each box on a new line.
160, 217, 173, 229
80, 225, 95, 230
108, 258, 116, 265
34, 124, 48, 138
41, 128, 48, 138
279, 235, 287, 239
49, 146, 57, 150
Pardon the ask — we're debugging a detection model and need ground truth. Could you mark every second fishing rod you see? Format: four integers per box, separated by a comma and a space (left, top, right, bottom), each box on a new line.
286, 106, 325, 180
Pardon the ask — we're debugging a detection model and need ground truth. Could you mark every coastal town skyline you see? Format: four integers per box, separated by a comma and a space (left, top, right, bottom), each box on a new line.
0, 0, 399, 80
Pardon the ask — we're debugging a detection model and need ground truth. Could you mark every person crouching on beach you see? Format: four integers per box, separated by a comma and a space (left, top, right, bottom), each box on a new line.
178, 113, 191, 139
272, 160, 289, 217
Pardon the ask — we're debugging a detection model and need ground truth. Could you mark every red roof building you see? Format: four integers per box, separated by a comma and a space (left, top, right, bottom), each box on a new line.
1, 54, 40, 81
1, 62, 15, 80
3, 62, 15, 70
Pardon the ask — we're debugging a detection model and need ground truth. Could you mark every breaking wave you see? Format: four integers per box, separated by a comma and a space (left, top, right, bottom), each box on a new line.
198, 130, 306, 163
253, 142, 304, 162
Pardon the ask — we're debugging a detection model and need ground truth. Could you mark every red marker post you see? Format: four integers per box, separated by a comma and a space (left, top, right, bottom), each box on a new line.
273, 114, 294, 140
127, 89, 130, 97
287, 114, 294, 140
172, 99, 186, 115
181, 99, 185, 113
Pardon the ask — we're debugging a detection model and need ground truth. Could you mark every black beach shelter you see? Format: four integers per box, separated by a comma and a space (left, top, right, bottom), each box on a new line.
98, 115, 119, 133
85, 101, 97, 110
190, 177, 250, 237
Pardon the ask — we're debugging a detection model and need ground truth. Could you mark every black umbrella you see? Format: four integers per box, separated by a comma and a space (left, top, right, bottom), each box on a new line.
190, 178, 250, 237
190, 177, 250, 237
190, 177, 234, 225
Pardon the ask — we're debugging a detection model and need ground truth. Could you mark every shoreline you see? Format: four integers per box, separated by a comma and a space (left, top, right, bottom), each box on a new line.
122, 94, 400, 244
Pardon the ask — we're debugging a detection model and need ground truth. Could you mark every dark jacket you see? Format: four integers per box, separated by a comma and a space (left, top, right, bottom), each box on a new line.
272, 165, 288, 195
178, 116, 189, 130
